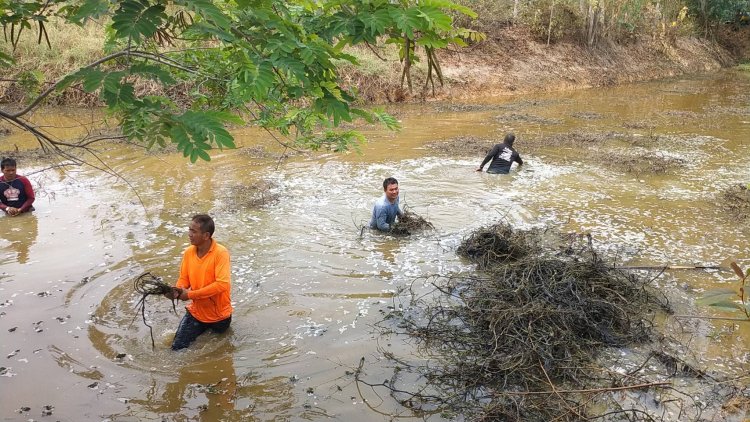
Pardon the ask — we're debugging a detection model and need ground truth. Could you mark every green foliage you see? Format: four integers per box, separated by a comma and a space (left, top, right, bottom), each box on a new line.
17, 69, 44, 101
0, 50, 13, 67
519, 0, 582, 44
685, 0, 750, 33
0, 0, 475, 161
699, 262, 750, 319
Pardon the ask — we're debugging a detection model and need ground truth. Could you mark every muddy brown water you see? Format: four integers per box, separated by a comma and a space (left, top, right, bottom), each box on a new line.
1, 69, 749, 421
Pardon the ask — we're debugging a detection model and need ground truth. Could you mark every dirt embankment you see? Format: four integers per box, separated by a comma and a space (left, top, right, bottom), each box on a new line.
355, 25, 749, 103
1, 26, 747, 106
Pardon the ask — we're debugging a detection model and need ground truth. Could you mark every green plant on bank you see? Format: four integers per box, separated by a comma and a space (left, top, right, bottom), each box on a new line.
698, 262, 750, 319
685, 0, 750, 36
0, 0, 477, 163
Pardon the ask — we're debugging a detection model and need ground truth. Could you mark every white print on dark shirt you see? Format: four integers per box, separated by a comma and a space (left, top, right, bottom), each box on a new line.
4, 186, 20, 202
499, 147, 513, 162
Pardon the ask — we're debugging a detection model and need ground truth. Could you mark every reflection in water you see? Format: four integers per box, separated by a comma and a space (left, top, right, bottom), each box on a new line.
0, 213, 38, 264
128, 341, 245, 420
371, 233, 399, 278
117, 338, 297, 421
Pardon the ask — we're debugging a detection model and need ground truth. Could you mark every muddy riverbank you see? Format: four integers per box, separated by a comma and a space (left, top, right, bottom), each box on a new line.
1, 26, 749, 106
344, 25, 750, 103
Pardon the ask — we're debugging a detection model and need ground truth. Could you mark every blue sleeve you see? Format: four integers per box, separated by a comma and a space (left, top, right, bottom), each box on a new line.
374, 206, 391, 231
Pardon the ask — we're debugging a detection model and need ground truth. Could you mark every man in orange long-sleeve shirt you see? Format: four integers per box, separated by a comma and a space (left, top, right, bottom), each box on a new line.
168, 214, 233, 350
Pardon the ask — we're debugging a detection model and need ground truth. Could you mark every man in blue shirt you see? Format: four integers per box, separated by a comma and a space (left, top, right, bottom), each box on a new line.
369, 177, 403, 231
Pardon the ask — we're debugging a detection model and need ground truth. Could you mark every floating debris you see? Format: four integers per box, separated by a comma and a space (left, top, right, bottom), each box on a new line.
221, 180, 280, 210
41, 404, 54, 416
721, 183, 750, 221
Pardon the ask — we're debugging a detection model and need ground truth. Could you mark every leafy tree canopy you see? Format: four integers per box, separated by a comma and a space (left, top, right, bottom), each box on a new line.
0, 0, 477, 162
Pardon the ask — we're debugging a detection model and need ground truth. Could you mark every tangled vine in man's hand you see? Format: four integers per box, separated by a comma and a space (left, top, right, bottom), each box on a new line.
131, 272, 180, 349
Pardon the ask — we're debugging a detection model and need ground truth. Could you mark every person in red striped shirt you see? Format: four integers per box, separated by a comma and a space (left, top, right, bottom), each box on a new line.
1, 157, 35, 216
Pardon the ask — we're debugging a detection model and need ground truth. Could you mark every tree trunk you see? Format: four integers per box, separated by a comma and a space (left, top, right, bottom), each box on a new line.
547, 0, 556, 46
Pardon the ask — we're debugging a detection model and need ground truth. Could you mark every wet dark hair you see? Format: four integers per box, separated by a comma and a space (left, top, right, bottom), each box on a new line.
504, 133, 516, 146
383, 177, 399, 191
1, 157, 16, 170
192, 214, 215, 236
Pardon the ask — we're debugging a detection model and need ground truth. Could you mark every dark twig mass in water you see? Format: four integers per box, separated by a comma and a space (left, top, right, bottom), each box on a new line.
363, 223, 687, 421
390, 209, 434, 236
721, 183, 750, 221
131, 272, 179, 349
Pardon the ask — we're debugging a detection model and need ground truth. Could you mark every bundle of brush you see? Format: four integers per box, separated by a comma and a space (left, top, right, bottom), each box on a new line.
131, 272, 181, 349
390, 209, 434, 236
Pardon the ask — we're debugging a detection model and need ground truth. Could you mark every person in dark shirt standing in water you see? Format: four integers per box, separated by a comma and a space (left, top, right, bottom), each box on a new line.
1, 157, 35, 216
476, 133, 523, 174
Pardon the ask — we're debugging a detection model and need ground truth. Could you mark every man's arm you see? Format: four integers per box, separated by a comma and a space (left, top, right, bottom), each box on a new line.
175, 250, 191, 290
476, 144, 499, 171
373, 206, 391, 231
515, 154, 523, 167
18, 176, 35, 212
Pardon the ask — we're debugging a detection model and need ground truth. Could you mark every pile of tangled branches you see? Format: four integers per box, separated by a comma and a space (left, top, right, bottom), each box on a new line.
369, 224, 676, 421
390, 210, 434, 236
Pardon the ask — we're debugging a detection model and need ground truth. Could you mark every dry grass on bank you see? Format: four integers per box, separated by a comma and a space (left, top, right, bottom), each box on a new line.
1, 18, 106, 105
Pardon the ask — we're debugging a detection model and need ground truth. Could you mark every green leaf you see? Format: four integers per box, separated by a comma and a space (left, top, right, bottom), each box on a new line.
56, 70, 85, 92
361, 8, 391, 38
65, 0, 110, 25
195, 148, 211, 162
111, 1, 165, 42
0, 50, 14, 67
180, 0, 232, 29
696, 288, 738, 306
373, 108, 401, 130
82, 69, 106, 92
421, 0, 477, 19
707, 300, 746, 313
130, 63, 176, 85
417, 6, 452, 31
416, 34, 449, 48
390, 8, 422, 39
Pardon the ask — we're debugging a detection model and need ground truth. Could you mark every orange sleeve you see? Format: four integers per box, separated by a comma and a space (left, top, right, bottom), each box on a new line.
175, 247, 192, 290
